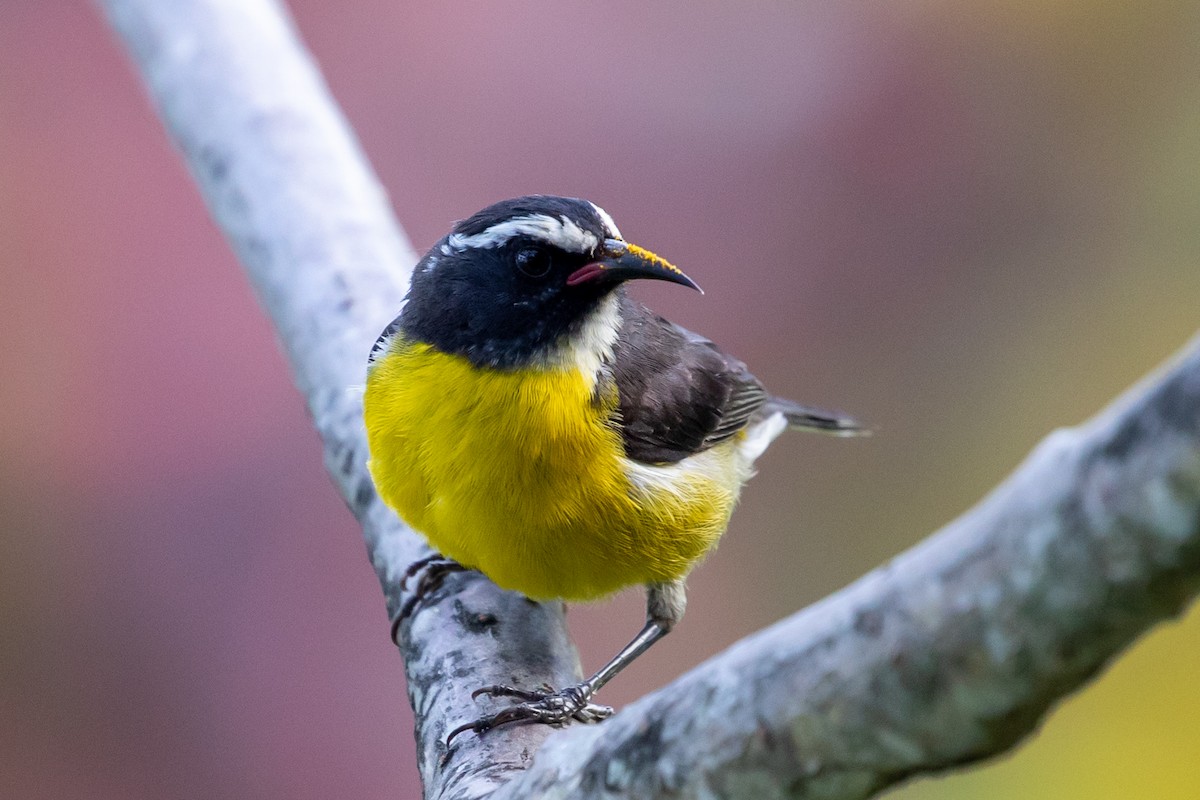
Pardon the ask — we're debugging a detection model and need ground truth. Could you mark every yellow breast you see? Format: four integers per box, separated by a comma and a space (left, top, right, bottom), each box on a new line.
363, 337, 740, 601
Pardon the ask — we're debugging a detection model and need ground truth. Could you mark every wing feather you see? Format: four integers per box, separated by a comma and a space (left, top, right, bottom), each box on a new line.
609, 298, 768, 464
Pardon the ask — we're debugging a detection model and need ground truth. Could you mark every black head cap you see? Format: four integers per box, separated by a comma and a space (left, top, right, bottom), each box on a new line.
397, 195, 697, 369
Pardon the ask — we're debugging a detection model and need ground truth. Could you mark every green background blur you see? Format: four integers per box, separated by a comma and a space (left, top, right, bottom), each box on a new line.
1, 1, 1197, 797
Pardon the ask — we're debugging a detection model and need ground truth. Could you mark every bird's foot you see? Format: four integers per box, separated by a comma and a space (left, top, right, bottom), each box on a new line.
392, 556, 467, 635
445, 683, 614, 745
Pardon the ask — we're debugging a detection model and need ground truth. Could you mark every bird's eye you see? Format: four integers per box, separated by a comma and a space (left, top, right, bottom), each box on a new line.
514, 248, 552, 278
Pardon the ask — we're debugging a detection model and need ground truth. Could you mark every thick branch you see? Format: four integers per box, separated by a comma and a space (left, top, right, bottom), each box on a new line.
495, 338, 1200, 799
99, 2, 1200, 799
97, 2, 585, 798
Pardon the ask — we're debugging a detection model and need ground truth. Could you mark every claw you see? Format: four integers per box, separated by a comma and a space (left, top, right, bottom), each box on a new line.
445, 683, 614, 746
392, 556, 468, 641
400, 555, 461, 592
471, 684, 548, 703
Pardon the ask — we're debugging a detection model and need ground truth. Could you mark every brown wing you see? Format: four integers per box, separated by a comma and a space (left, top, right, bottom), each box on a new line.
609, 297, 768, 464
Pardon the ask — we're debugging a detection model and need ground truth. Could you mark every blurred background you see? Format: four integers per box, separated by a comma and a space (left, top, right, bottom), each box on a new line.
2, 1, 1198, 797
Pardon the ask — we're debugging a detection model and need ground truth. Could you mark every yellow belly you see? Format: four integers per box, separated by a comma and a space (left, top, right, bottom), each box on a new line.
363, 338, 739, 601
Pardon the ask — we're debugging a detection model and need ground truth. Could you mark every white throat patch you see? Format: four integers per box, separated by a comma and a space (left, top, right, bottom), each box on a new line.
542, 294, 622, 385
447, 214, 600, 254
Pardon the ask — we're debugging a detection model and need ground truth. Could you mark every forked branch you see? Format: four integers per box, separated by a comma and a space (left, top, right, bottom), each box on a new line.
99, 1, 1200, 799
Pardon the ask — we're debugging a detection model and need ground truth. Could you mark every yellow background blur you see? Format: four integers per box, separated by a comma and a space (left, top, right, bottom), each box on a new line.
1, 1, 1196, 797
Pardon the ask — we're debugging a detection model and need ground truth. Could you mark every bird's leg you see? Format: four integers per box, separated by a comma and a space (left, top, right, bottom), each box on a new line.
393, 555, 468, 635
446, 579, 687, 745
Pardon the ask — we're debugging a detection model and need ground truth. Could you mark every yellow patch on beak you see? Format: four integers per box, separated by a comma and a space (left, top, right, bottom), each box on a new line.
623, 242, 684, 276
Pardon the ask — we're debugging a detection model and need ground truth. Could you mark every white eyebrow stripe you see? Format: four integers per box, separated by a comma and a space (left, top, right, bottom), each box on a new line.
590, 202, 622, 240
447, 214, 599, 253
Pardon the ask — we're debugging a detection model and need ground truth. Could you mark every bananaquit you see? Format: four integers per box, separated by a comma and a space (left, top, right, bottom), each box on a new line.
364, 195, 862, 739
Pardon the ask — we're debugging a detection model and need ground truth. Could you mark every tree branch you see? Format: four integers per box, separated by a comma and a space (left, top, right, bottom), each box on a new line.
97, 2, 585, 798
495, 338, 1200, 799
99, 1, 1200, 799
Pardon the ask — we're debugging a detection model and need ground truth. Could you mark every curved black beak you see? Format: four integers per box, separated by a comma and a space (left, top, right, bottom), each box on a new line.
566, 239, 702, 293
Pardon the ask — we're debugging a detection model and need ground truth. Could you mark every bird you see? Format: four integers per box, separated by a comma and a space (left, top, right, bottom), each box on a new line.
363, 195, 863, 741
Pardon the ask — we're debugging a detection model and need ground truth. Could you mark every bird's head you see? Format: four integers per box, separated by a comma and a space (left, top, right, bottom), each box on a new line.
399, 195, 700, 369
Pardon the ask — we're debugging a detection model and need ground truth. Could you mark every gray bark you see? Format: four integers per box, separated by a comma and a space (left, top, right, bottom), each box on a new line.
495, 343, 1200, 799
97, 2, 580, 797
97, 1, 1200, 799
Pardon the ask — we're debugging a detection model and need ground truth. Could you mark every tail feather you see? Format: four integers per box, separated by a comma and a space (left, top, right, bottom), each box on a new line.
764, 397, 869, 437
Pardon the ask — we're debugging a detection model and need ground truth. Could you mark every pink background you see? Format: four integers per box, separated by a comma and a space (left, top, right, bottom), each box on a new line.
2, 2, 1198, 798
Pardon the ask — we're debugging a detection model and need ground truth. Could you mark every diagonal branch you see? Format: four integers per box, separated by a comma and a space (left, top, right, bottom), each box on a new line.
97, 1, 585, 797
495, 338, 1200, 799
98, 1, 1200, 799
